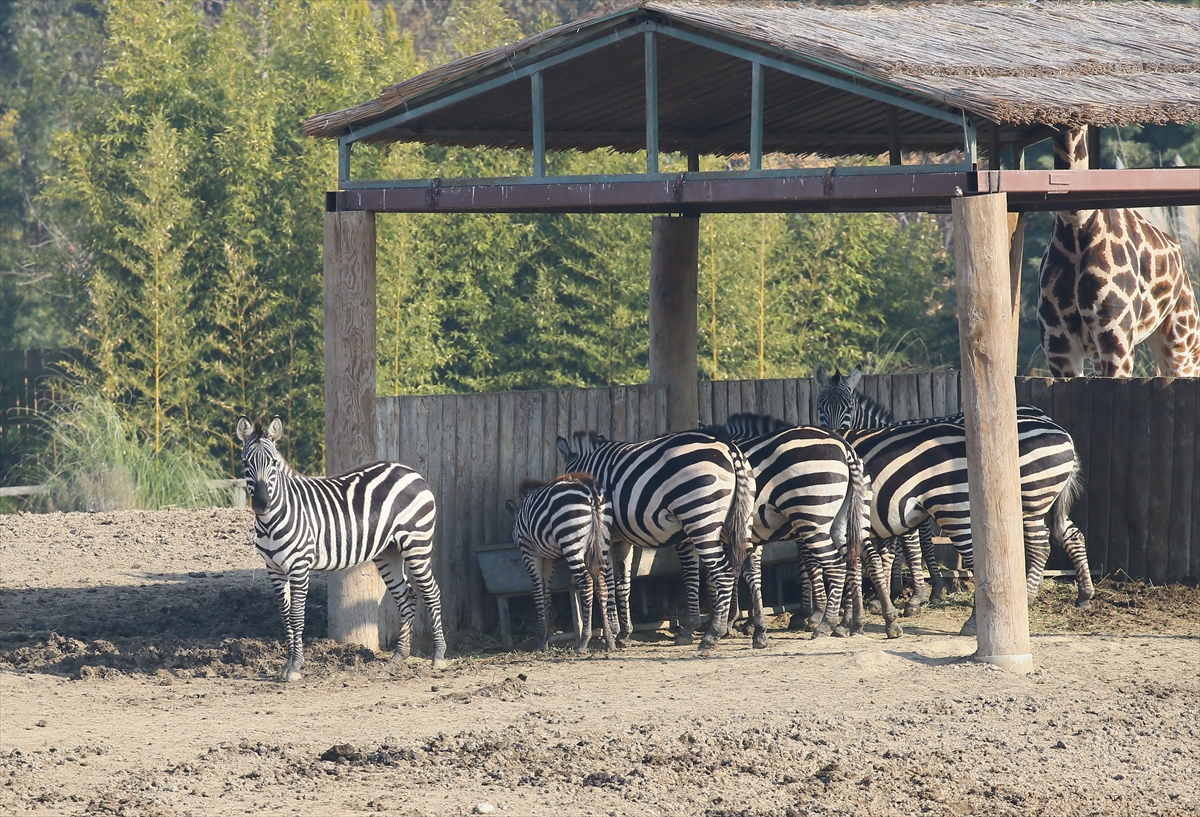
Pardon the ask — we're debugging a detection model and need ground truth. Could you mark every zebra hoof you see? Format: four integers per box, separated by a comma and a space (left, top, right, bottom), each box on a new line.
432, 658, 448, 671
698, 635, 718, 651
1075, 596, 1093, 610
959, 620, 977, 637
280, 668, 303, 683
811, 623, 832, 639
885, 622, 904, 639
752, 633, 769, 649
866, 599, 883, 616
832, 624, 850, 638
674, 631, 695, 646
903, 603, 922, 618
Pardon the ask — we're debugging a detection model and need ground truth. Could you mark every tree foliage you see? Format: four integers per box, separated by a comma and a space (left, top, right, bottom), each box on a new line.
6, 0, 1189, 483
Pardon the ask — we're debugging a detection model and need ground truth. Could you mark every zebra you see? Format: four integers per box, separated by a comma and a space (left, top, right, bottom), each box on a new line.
712, 414, 903, 642
555, 429, 754, 651
813, 367, 1095, 634
505, 473, 617, 654
236, 415, 447, 681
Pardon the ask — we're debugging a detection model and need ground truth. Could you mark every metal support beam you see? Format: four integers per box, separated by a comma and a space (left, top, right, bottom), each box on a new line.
645, 31, 659, 174
750, 62, 764, 171
650, 216, 699, 432
323, 210, 395, 652
338, 139, 351, 186
987, 122, 1002, 171
953, 191, 1031, 674
531, 71, 546, 177
1087, 125, 1102, 169
888, 107, 901, 166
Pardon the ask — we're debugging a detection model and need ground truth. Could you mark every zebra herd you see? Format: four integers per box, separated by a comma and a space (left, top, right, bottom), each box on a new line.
236, 367, 1093, 681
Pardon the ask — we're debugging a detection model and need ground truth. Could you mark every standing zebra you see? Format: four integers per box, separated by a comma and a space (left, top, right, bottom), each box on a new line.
236, 416, 447, 681
814, 367, 1094, 634
505, 473, 617, 654
713, 415, 902, 643
556, 430, 754, 651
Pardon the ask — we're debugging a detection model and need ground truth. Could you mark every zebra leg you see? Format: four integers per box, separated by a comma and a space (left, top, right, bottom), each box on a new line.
1023, 517, 1053, 606
522, 554, 552, 653
919, 522, 947, 605
573, 565, 595, 654
374, 545, 417, 661
900, 530, 931, 616
866, 539, 895, 615
266, 562, 306, 682
1060, 520, 1094, 609
674, 542, 703, 646
596, 555, 616, 652
742, 547, 768, 649
610, 540, 634, 647
953, 538, 979, 637
804, 534, 846, 638
835, 552, 866, 637
400, 543, 447, 668
860, 538, 903, 639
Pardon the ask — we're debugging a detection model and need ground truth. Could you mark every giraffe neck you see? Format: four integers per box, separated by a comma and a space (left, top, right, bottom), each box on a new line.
1054, 126, 1096, 223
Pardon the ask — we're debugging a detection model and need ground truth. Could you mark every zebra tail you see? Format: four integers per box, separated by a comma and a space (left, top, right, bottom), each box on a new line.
1049, 453, 1085, 547
845, 445, 867, 579
724, 442, 756, 578
584, 482, 606, 582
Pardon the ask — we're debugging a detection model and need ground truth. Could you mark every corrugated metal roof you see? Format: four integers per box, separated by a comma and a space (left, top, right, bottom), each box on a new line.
304, 0, 1199, 159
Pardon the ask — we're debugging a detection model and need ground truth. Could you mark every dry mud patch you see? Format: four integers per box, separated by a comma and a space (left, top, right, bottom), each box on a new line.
1, 508, 1198, 817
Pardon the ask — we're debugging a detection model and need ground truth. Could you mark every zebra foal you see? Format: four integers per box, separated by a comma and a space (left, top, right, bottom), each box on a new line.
505, 473, 616, 654
556, 430, 755, 651
236, 416, 447, 681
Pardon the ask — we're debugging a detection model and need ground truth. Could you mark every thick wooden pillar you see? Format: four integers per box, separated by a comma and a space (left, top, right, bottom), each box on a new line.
953, 192, 1032, 674
649, 215, 699, 432
323, 210, 397, 651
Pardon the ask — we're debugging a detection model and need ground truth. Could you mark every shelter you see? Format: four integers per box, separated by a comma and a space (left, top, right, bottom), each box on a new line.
306, 0, 1200, 672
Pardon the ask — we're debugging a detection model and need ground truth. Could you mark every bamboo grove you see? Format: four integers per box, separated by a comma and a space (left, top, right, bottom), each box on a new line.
4, 0, 1194, 481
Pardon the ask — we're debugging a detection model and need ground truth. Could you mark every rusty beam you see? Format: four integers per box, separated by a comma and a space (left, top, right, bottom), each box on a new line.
329, 167, 1199, 215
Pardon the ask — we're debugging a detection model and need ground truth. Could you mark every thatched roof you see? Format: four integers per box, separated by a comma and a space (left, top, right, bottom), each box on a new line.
305, 1, 1198, 156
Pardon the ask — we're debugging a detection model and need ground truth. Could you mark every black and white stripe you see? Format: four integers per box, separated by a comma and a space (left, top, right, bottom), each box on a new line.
236, 416, 447, 680
505, 473, 616, 654
556, 430, 754, 651
715, 414, 902, 642
815, 371, 1095, 632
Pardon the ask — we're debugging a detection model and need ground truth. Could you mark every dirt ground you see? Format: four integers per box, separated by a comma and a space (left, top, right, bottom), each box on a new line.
1, 509, 1197, 817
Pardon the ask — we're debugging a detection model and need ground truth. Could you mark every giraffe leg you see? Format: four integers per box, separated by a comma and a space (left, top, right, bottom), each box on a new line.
1149, 286, 1200, 377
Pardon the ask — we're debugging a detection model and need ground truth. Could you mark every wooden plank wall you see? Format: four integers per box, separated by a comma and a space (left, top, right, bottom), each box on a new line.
379, 372, 1198, 645
1016, 377, 1199, 585
377, 384, 668, 649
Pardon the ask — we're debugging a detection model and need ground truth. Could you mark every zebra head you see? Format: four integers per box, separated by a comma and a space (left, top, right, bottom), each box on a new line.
815, 363, 863, 430
235, 415, 284, 515
556, 432, 605, 469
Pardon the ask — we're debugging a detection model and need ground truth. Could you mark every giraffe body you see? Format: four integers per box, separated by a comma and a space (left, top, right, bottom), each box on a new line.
1037, 128, 1200, 377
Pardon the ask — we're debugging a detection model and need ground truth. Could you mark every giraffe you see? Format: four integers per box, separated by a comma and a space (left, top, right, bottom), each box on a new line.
1036, 126, 1200, 377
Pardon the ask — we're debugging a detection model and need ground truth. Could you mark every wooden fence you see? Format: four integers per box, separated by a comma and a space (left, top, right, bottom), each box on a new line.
378, 373, 1199, 645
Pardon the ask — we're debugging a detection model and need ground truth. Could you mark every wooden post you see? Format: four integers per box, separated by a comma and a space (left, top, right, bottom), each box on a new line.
1008, 148, 1026, 358
650, 216, 699, 432
323, 209, 396, 651
953, 191, 1032, 674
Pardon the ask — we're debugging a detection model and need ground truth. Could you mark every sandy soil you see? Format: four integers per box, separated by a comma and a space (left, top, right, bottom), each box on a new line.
1, 508, 1197, 817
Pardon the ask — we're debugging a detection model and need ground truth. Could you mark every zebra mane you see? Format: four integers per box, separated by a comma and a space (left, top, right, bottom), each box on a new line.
519, 471, 597, 498
721, 413, 791, 441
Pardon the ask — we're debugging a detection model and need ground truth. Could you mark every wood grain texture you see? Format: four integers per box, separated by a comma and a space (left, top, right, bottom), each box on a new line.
1147, 379, 1174, 585
323, 211, 390, 651
649, 216, 699, 432
953, 192, 1030, 673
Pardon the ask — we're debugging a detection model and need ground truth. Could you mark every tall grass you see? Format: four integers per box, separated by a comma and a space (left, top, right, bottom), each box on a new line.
32, 394, 228, 511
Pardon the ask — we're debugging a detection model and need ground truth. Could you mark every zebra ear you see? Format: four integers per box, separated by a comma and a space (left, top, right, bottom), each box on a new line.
235, 416, 253, 443
505, 499, 518, 518
815, 365, 829, 386
267, 416, 283, 441
556, 436, 572, 460
847, 364, 863, 391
